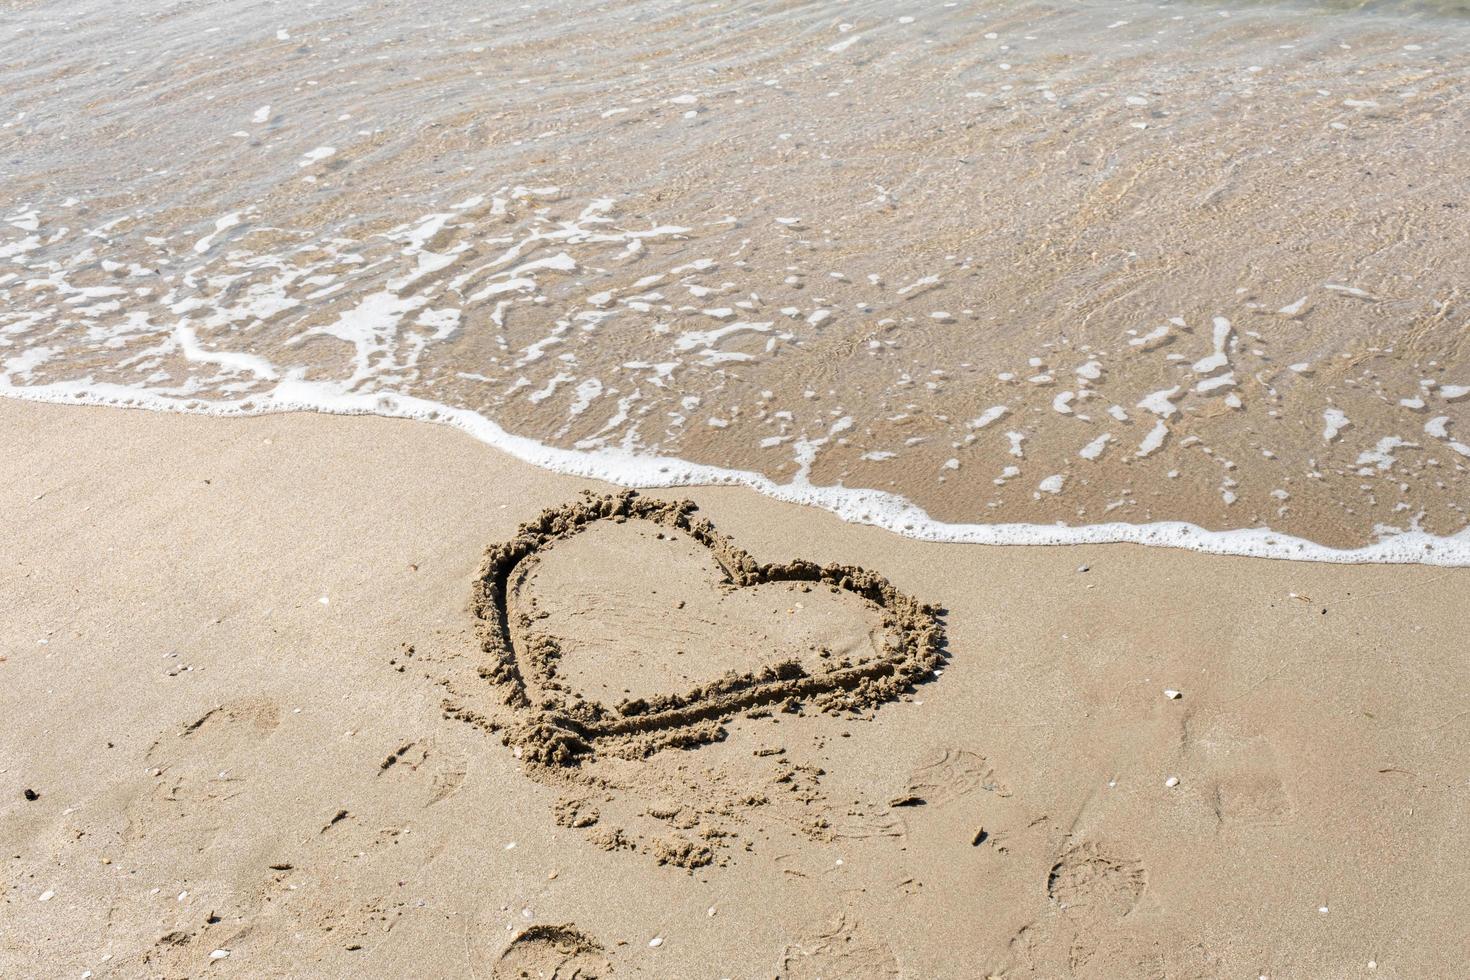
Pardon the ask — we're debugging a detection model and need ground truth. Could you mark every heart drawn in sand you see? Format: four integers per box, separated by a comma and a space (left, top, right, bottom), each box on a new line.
470, 492, 945, 765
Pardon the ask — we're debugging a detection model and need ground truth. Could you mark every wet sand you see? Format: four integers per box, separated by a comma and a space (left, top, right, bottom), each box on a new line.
3, 397, 1467, 977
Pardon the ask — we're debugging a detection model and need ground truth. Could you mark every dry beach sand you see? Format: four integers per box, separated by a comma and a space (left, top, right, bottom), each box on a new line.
2, 397, 1468, 978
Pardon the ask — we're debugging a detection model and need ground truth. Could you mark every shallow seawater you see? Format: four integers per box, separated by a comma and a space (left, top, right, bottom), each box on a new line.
3, 0, 1469, 560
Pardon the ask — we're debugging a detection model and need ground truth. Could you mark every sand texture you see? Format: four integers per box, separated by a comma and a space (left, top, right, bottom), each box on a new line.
3, 398, 1469, 978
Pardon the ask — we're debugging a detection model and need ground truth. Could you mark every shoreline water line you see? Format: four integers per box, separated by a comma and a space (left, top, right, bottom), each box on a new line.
7, 381, 1469, 568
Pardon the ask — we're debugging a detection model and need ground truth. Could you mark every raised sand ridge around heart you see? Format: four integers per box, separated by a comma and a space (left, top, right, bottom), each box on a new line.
469, 492, 945, 766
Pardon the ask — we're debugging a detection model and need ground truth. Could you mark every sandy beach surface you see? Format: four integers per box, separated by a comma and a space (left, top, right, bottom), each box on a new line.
3, 396, 1467, 978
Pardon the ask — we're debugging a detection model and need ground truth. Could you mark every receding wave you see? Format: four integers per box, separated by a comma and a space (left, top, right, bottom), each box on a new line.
3, 0, 1469, 563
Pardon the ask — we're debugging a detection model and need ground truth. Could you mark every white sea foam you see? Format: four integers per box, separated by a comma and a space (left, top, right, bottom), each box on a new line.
1135, 419, 1169, 458
1078, 432, 1112, 461
1037, 474, 1067, 494
1190, 316, 1233, 375
5, 378, 1469, 566
1128, 323, 1172, 350
1137, 386, 1180, 418
299, 146, 337, 166
968, 405, 1008, 429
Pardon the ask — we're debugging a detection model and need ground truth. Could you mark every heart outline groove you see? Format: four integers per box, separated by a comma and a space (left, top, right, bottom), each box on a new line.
472, 491, 946, 765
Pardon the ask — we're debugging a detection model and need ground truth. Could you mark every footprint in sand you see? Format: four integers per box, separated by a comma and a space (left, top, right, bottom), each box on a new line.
1068, 930, 1167, 979
375, 737, 468, 807
490, 923, 614, 979
1212, 769, 1296, 826
124, 696, 282, 852
821, 806, 909, 841
901, 747, 1011, 806
778, 915, 900, 980
1005, 914, 1166, 979
997, 843, 1151, 977
1205, 735, 1296, 828
1069, 934, 1223, 980
1046, 841, 1147, 917
99, 697, 286, 966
